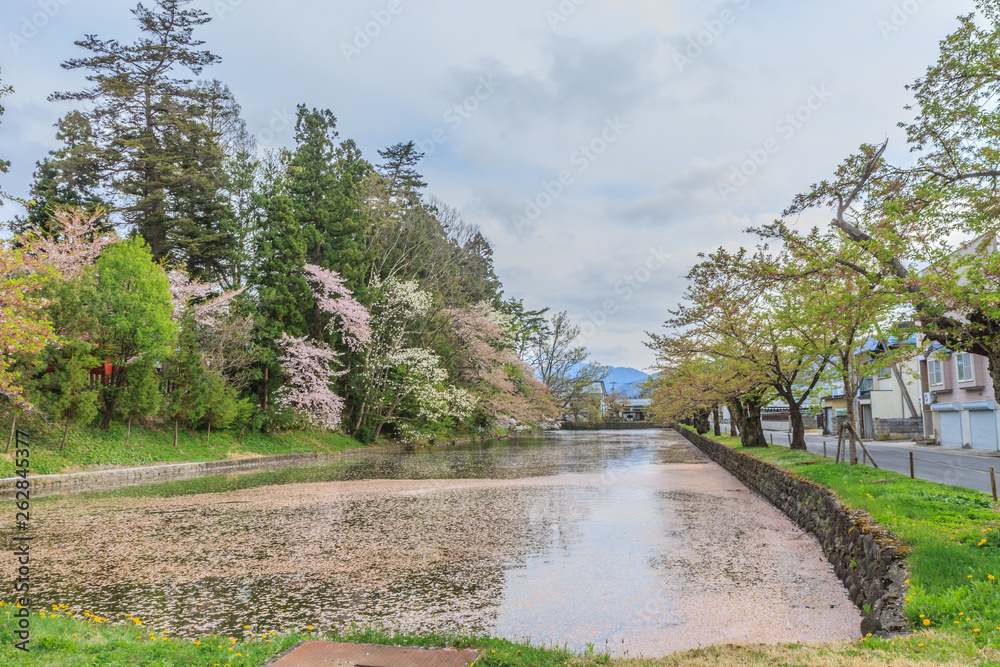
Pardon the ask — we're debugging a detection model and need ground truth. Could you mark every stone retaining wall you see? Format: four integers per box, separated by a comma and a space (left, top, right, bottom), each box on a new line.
874, 418, 924, 440
675, 427, 910, 636
0, 451, 347, 499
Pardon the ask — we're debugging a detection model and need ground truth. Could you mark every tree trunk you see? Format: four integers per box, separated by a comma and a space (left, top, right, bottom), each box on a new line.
100, 366, 121, 430
101, 403, 113, 430
990, 354, 1000, 430
788, 401, 807, 450
5, 415, 15, 453
742, 399, 768, 448
173, 419, 179, 448
695, 409, 711, 435
125, 417, 132, 448
730, 389, 769, 448
372, 393, 406, 442
60, 418, 70, 451
728, 399, 748, 443
712, 404, 722, 436
261, 366, 269, 410
845, 398, 859, 465
207, 421, 211, 445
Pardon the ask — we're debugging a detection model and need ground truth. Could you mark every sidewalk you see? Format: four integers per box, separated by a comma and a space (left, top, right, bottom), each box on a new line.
718, 423, 1000, 496
758, 424, 1000, 459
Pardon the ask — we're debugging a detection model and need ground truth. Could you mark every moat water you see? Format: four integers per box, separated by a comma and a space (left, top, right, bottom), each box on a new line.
5, 429, 861, 656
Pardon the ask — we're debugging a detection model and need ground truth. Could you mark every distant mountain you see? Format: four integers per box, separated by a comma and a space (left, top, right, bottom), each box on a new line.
611, 380, 648, 399
569, 364, 652, 398
603, 366, 649, 386
603, 367, 651, 399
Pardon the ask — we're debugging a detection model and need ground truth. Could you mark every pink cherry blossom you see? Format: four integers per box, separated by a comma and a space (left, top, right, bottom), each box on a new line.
168, 270, 247, 326
303, 264, 372, 351
24, 208, 118, 278
274, 333, 346, 431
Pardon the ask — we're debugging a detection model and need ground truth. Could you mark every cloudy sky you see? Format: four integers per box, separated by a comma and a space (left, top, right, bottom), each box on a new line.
0, 0, 979, 370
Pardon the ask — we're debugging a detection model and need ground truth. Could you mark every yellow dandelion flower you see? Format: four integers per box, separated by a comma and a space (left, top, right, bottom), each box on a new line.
923, 619, 931, 626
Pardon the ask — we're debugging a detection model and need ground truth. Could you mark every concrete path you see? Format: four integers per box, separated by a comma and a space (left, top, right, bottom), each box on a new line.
722, 425, 1000, 495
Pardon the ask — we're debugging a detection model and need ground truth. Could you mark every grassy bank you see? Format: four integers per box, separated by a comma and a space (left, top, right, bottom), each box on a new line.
0, 422, 365, 478
2, 604, 995, 666
0, 606, 587, 667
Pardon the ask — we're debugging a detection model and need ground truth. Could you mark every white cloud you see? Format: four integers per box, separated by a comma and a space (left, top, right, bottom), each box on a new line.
0, 0, 978, 369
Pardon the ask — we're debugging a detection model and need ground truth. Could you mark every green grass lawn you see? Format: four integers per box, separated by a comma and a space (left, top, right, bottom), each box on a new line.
0, 606, 586, 667
0, 422, 365, 478
4, 603, 998, 666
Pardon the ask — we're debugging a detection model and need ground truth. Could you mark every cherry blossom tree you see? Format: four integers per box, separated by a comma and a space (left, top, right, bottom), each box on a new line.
350, 278, 480, 441
274, 334, 346, 431
22, 207, 118, 279
303, 263, 371, 351
168, 269, 246, 326
448, 304, 560, 432
271, 265, 372, 430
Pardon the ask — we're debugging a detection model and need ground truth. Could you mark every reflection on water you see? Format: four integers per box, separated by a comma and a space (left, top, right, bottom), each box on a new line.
3, 430, 861, 655
70, 431, 678, 501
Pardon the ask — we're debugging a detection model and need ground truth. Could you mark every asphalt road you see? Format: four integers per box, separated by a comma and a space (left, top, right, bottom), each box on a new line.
717, 424, 1000, 497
